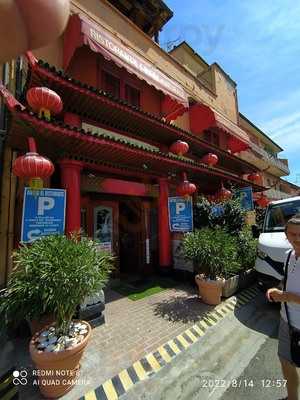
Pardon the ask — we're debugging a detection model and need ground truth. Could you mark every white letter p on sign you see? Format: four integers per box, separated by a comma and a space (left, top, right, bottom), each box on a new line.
38, 197, 55, 216
176, 202, 185, 215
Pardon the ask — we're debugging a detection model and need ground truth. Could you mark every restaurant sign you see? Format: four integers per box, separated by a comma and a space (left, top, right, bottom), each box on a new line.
21, 188, 66, 243
65, 14, 188, 107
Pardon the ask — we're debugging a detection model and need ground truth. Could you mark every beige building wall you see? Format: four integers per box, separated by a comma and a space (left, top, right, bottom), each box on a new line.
33, 37, 64, 69
172, 111, 190, 131
211, 64, 238, 123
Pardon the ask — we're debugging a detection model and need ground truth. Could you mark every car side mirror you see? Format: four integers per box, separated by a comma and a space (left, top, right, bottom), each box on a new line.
251, 224, 261, 239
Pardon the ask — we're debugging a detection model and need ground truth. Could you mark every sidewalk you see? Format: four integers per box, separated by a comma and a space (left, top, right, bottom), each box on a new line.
1, 279, 258, 400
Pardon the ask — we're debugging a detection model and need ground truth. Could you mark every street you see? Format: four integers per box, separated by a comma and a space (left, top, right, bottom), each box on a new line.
120, 291, 289, 400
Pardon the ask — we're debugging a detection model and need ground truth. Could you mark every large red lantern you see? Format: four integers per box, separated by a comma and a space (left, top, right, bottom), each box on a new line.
215, 183, 232, 202
26, 87, 63, 120
256, 193, 269, 208
169, 140, 189, 156
176, 172, 197, 198
13, 138, 54, 189
248, 172, 261, 183
201, 153, 219, 167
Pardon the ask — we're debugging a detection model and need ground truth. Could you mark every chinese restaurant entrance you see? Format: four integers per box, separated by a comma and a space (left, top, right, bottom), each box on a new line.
82, 194, 157, 276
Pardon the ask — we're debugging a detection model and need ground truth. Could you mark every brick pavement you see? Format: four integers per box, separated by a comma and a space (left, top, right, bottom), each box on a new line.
64, 282, 215, 399
2, 280, 221, 400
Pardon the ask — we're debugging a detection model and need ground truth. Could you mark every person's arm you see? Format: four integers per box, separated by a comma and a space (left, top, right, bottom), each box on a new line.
286, 292, 300, 304
267, 288, 300, 304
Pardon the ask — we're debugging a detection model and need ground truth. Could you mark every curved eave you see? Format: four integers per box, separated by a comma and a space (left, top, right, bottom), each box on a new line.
25, 54, 259, 176
8, 107, 265, 192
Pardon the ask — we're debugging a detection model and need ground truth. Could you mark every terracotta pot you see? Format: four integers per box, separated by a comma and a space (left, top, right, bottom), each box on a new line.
29, 314, 55, 335
29, 321, 92, 398
195, 274, 224, 305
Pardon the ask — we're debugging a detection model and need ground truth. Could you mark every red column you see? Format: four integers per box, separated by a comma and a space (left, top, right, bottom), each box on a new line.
60, 159, 83, 235
158, 178, 171, 267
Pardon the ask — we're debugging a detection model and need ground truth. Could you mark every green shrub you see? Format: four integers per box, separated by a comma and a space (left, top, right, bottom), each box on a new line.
194, 195, 246, 234
0, 235, 114, 335
193, 196, 212, 229
183, 227, 241, 280
236, 228, 258, 271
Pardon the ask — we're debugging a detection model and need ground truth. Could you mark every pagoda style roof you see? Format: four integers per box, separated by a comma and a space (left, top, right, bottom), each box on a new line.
1, 83, 266, 193
24, 53, 259, 177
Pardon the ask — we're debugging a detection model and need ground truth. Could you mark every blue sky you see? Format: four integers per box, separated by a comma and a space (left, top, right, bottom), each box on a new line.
160, 0, 300, 184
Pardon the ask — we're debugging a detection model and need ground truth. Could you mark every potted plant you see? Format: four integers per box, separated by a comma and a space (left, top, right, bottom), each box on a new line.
183, 227, 240, 305
0, 234, 114, 398
236, 227, 258, 290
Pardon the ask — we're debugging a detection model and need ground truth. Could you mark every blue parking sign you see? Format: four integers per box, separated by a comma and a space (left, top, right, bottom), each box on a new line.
21, 188, 66, 243
168, 197, 193, 232
236, 187, 254, 211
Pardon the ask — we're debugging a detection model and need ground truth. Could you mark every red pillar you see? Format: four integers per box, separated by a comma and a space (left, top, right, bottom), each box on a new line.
158, 178, 171, 267
60, 159, 83, 235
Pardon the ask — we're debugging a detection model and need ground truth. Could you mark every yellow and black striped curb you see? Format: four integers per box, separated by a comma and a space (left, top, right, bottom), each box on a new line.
80, 285, 261, 400
0, 367, 18, 400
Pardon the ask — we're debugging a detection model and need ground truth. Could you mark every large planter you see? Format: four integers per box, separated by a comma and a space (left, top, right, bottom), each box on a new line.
29, 321, 92, 398
222, 275, 239, 298
195, 274, 224, 305
222, 269, 257, 297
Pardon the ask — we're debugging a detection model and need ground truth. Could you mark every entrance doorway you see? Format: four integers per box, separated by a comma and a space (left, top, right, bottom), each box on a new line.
82, 194, 157, 277
119, 199, 143, 275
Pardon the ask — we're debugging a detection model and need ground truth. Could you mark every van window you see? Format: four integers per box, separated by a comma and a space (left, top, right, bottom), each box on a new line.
264, 200, 300, 232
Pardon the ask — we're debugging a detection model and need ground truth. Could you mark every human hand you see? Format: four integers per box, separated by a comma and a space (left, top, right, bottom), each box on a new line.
266, 288, 288, 303
0, 0, 70, 63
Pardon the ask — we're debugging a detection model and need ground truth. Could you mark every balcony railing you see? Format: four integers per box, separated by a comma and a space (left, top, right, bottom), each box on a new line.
249, 142, 290, 174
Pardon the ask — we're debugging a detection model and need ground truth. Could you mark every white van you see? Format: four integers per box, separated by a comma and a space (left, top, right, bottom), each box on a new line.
254, 196, 300, 290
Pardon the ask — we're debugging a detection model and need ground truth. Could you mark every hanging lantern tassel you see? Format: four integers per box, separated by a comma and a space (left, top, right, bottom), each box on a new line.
12, 137, 55, 190
176, 172, 197, 199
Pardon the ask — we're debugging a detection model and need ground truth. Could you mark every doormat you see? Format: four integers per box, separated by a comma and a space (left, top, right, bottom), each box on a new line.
112, 277, 178, 301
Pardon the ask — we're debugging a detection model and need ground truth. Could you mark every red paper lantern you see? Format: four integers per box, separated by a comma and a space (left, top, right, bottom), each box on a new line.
256, 193, 269, 208
169, 140, 189, 156
215, 183, 232, 202
201, 153, 219, 167
176, 173, 197, 198
248, 172, 261, 183
26, 87, 63, 120
13, 151, 54, 189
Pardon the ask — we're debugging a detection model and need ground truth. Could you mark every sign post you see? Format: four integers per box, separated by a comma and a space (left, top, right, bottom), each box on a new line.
168, 197, 193, 232
21, 188, 66, 243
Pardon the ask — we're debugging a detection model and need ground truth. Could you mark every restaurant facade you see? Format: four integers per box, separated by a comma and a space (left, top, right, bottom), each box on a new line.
0, 0, 288, 287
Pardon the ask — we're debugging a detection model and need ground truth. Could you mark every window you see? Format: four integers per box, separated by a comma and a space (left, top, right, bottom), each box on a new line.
203, 130, 219, 147
103, 72, 120, 98
264, 201, 300, 232
125, 84, 140, 107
